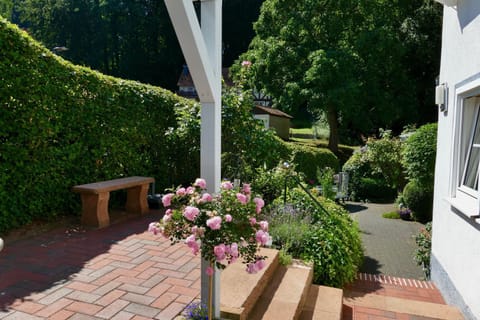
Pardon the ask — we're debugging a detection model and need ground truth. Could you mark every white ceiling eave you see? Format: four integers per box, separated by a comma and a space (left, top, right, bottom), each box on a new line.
434, 0, 457, 7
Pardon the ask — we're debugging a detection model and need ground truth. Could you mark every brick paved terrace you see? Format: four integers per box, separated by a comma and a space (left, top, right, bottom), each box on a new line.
0, 210, 201, 320
0, 209, 461, 319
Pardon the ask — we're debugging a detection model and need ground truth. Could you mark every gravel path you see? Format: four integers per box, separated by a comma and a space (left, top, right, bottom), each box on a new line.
345, 202, 426, 279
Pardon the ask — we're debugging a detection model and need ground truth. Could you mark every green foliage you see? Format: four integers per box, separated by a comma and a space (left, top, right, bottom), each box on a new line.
402, 123, 437, 187
355, 178, 397, 203
402, 180, 433, 222
285, 142, 339, 182
251, 163, 300, 206
221, 85, 280, 182
382, 211, 400, 219
317, 167, 336, 201
342, 133, 402, 202
239, 0, 441, 152
414, 222, 432, 279
0, 18, 195, 232
365, 131, 405, 190
268, 188, 363, 287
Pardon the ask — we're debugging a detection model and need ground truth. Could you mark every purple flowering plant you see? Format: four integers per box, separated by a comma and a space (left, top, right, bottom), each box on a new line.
148, 178, 268, 274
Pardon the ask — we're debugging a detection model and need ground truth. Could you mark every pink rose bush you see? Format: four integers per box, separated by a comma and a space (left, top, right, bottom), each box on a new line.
148, 179, 268, 274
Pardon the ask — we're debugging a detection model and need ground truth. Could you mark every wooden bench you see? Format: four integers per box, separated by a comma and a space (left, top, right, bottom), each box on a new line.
73, 176, 154, 228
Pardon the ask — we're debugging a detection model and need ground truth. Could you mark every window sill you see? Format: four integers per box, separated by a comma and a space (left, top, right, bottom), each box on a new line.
444, 197, 480, 223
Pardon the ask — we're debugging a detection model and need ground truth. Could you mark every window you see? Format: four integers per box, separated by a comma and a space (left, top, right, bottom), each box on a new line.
452, 95, 480, 217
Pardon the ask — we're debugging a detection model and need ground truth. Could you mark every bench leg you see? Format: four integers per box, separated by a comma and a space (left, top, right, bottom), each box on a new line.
126, 184, 149, 214
80, 192, 110, 228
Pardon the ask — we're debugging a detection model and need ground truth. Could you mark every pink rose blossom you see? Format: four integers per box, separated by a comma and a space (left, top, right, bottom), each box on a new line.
242, 60, 252, 67
214, 244, 226, 261
163, 214, 171, 223
246, 263, 258, 274
194, 178, 207, 189
242, 183, 251, 195
176, 188, 186, 196
165, 209, 172, 216
186, 186, 195, 194
148, 222, 160, 235
259, 220, 269, 231
253, 197, 265, 214
206, 216, 222, 230
206, 266, 214, 276
255, 259, 266, 271
230, 243, 239, 258
256, 230, 269, 245
225, 214, 232, 222
221, 181, 233, 190
162, 193, 174, 207
249, 217, 257, 226
201, 193, 213, 203
183, 206, 200, 221
236, 193, 248, 205
186, 234, 199, 255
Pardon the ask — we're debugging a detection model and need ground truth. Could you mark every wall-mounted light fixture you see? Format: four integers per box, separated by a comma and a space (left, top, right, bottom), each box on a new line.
436, 81, 447, 113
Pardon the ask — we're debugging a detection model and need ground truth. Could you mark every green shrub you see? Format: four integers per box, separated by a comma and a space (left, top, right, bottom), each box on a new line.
414, 222, 432, 279
268, 188, 363, 287
317, 167, 336, 200
402, 180, 433, 222
402, 123, 437, 187
284, 142, 339, 182
252, 163, 301, 206
355, 177, 397, 202
364, 130, 405, 190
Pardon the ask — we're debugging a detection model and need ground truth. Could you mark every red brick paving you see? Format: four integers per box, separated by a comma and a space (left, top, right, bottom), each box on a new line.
0, 210, 200, 319
343, 273, 454, 320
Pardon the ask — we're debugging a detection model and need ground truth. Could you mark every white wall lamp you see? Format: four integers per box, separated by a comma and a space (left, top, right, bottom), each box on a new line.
436, 82, 448, 113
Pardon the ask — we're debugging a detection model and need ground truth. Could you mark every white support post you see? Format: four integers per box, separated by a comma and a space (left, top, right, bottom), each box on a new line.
164, 0, 222, 317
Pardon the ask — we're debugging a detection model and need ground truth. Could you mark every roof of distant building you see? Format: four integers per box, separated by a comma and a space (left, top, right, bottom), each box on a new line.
253, 105, 293, 119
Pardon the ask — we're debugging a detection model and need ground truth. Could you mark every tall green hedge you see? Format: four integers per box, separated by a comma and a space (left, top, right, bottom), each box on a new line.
0, 17, 195, 232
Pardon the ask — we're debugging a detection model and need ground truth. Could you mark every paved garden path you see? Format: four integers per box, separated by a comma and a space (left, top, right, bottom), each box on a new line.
345, 202, 426, 279
0, 210, 200, 320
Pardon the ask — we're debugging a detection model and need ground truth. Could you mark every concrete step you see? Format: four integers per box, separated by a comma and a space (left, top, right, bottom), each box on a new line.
343, 290, 464, 319
220, 248, 279, 320
300, 285, 343, 320
248, 262, 313, 320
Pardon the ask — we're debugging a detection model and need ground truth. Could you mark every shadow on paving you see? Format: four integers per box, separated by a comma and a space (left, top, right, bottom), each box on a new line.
0, 209, 164, 312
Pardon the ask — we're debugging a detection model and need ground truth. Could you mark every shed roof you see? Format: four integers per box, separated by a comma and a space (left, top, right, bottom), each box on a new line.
253, 105, 293, 119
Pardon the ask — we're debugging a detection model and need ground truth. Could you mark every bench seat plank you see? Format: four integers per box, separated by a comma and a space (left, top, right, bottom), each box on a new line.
72, 176, 155, 228
72, 176, 154, 194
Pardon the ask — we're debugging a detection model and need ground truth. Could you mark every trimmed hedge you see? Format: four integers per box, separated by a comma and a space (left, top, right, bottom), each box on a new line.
0, 17, 195, 232
281, 142, 339, 181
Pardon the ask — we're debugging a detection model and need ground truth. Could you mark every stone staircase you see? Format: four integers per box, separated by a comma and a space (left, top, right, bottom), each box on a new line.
220, 249, 464, 320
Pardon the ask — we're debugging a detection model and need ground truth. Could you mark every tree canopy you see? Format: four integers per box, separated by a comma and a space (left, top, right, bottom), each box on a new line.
8, 0, 264, 90
239, 0, 442, 152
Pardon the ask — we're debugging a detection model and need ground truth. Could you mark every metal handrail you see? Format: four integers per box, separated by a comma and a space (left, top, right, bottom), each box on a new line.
283, 174, 330, 216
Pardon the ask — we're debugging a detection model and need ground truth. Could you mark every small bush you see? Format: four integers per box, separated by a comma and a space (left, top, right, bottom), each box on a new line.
402, 123, 437, 187
268, 188, 363, 287
251, 163, 301, 206
355, 178, 397, 202
403, 180, 433, 222
382, 211, 400, 219
285, 142, 339, 182
414, 222, 432, 279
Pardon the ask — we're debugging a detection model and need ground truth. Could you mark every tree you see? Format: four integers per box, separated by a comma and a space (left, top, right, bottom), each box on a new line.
0, 0, 13, 19
239, 0, 441, 152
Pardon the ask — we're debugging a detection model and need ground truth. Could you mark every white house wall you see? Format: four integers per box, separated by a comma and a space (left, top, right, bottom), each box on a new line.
433, 2, 480, 319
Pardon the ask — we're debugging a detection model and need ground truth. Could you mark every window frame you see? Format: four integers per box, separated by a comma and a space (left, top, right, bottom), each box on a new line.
450, 77, 480, 218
